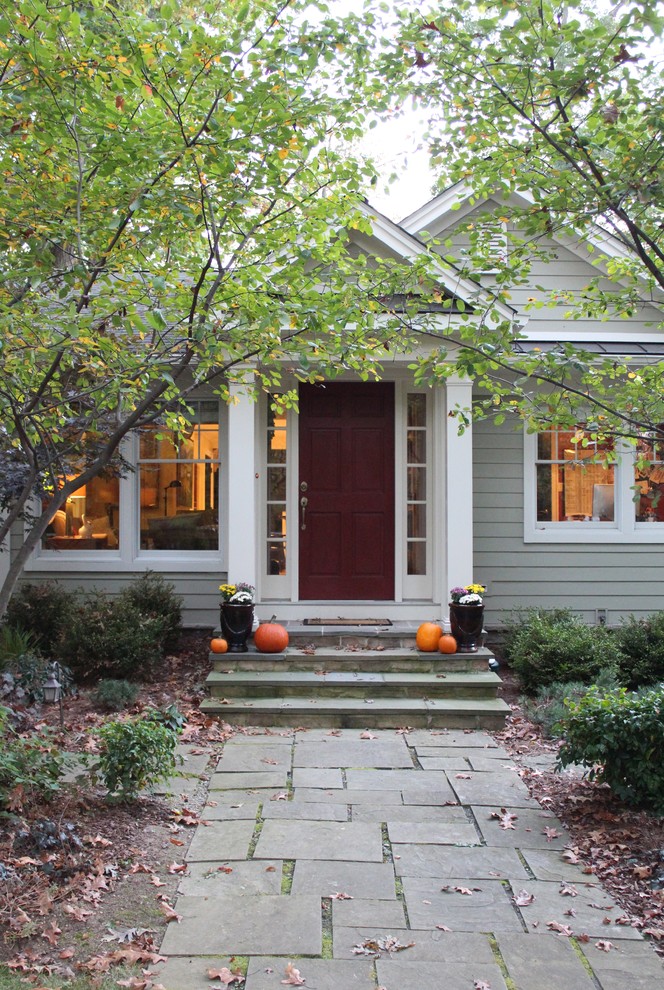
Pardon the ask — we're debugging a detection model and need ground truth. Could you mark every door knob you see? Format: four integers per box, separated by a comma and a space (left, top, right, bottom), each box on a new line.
300, 496, 308, 530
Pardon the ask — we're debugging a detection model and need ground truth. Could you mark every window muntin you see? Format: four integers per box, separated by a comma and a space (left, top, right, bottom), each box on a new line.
43, 474, 120, 550
535, 428, 615, 524
139, 401, 220, 551
266, 404, 287, 576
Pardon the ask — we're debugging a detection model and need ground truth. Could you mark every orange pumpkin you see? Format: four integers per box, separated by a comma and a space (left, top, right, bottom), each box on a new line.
210, 637, 228, 654
416, 622, 443, 652
438, 634, 457, 654
254, 621, 289, 654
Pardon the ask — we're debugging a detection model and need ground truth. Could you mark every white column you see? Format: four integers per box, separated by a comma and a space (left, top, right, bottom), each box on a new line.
444, 377, 474, 605
226, 385, 257, 589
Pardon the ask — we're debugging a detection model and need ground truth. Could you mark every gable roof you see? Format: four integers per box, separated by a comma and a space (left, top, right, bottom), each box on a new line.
399, 180, 663, 307
355, 199, 517, 323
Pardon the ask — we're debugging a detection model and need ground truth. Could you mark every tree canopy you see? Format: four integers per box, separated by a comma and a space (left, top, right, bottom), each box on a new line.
0, 0, 419, 611
383, 0, 664, 442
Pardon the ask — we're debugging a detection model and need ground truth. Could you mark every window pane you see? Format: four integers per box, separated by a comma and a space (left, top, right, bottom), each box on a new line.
407, 541, 426, 575
407, 430, 426, 464
537, 463, 614, 522
267, 504, 286, 537
407, 504, 426, 539
407, 466, 426, 501
268, 467, 286, 500
44, 476, 120, 550
268, 429, 287, 464
537, 432, 553, 459
139, 402, 220, 550
267, 541, 287, 575
407, 393, 426, 427
635, 465, 664, 522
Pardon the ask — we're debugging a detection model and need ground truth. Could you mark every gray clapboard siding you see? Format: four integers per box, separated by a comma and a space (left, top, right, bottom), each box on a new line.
15, 570, 222, 629
473, 418, 664, 626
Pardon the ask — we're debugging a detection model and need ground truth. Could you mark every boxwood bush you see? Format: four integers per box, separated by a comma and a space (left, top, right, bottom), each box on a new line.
503, 608, 621, 693
613, 612, 664, 689
557, 686, 664, 812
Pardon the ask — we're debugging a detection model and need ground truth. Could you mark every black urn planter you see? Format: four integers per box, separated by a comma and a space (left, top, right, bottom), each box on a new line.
449, 603, 485, 653
219, 603, 255, 653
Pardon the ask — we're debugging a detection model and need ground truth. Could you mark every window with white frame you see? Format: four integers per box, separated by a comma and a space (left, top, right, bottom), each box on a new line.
535, 427, 615, 525
138, 401, 220, 551
526, 426, 664, 543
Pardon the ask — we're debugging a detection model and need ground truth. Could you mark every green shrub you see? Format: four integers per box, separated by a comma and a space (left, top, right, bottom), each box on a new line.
94, 716, 180, 799
557, 685, 664, 812
504, 607, 621, 693
93, 679, 140, 712
60, 592, 168, 682
0, 706, 68, 812
0, 626, 38, 669
613, 612, 664, 689
521, 667, 620, 737
4, 582, 75, 654
118, 571, 182, 653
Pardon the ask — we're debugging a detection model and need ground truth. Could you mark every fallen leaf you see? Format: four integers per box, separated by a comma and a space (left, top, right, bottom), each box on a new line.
595, 940, 615, 952
513, 890, 535, 906
158, 901, 182, 923
150, 876, 166, 887
547, 921, 573, 936
489, 808, 517, 830
559, 882, 578, 897
474, 982, 492, 990
330, 892, 353, 900
455, 773, 472, 779
271, 792, 289, 801
207, 967, 245, 985
281, 961, 306, 985
41, 921, 61, 946
543, 827, 561, 842
360, 731, 377, 739
435, 924, 451, 931
168, 863, 188, 874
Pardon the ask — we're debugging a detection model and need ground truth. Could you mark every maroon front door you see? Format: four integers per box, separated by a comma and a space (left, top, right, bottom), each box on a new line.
298, 382, 394, 600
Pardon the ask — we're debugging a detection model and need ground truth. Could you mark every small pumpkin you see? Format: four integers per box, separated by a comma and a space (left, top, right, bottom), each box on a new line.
254, 621, 289, 654
210, 637, 228, 654
416, 622, 443, 652
438, 634, 457, 654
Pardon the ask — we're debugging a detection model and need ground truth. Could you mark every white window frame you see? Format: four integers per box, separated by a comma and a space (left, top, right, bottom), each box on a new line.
26, 402, 227, 574
524, 430, 664, 544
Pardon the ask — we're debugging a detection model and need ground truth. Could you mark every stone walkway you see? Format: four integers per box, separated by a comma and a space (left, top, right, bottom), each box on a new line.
155, 728, 663, 990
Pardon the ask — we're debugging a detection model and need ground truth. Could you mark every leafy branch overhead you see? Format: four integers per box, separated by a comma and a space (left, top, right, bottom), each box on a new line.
381, 0, 664, 440
0, 0, 417, 615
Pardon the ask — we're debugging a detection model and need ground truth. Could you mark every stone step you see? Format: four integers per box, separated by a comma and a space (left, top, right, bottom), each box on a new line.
199, 695, 510, 730
212, 646, 494, 674
206, 669, 501, 700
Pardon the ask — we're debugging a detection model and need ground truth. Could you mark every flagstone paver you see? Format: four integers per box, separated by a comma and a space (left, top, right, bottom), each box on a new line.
293, 738, 412, 768
400, 876, 526, 932
244, 957, 374, 990
184, 820, 256, 861
160, 893, 322, 955
495, 933, 598, 990
394, 844, 529, 879
331, 897, 406, 927
208, 770, 288, 790
253, 819, 383, 862
291, 860, 397, 898
291, 767, 344, 788
387, 820, 479, 845
373, 959, 509, 990
157, 727, 663, 990
177, 860, 283, 896
472, 805, 570, 848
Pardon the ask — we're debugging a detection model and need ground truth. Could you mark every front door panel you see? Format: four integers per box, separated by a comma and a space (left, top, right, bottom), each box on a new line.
299, 382, 394, 600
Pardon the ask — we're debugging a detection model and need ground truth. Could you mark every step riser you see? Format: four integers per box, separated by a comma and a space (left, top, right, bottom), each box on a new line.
213, 656, 491, 674
209, 687, 500, 701
200, 706, 507, 731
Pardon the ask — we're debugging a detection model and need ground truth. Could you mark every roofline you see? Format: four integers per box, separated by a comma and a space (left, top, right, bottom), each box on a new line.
358, 199, 517, 322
